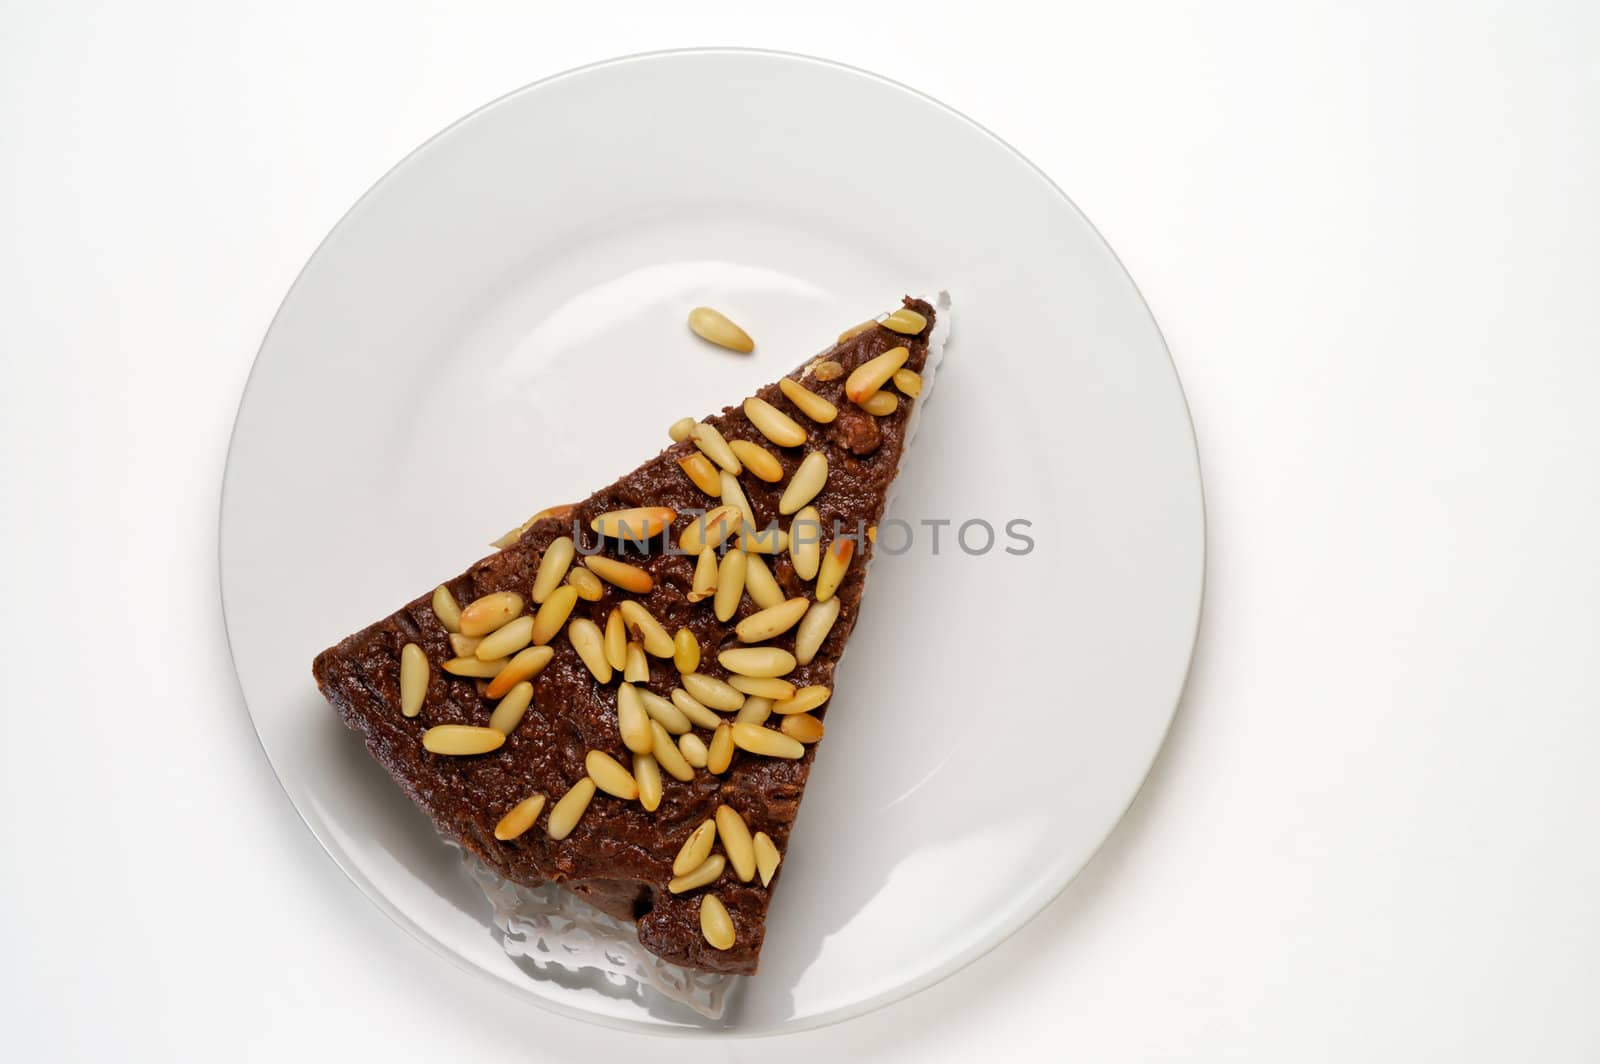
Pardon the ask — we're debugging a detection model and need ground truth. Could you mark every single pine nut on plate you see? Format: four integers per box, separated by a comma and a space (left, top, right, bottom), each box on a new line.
493, 794, 546, 841
774, 684, 831, 714
845, 345, 910, 403
668, 854, 725, 895
567, 618, 613, 684
730, 721, 806, 760
718, 645, 798, 678
619, 600, 674, 657
590, 506, 676, 542
431, 585, 462, 633
713, 548, 747, 623
881, 306, 928, 334
735, 696, 774, 725
778, 376, 839, 424
743, 396, 808, 448
707, 722, 735, 773
816, 538, 855, 603
624, 641, 650, 682
780, 713, 825, 744
586, 749, 639, 800
565, 565, 604, 601
716, 804, 757, 883
639, 689, 692, 734
731, 675, 797, 701
530, 585, 579, 645
812, 359, 845, 381
738, 526, 788, 555
449, 632, 482, 657
399, 643, 428, 717
688, 306, 755, 353
671, 687, 724, 730
858, 390, 899, 416
687, 545, 719, 603
634, 753, 663, 812
673, 627, 701, 674
893, 367, 923, 396
678, 732, 710, 769
488, 681, 535, 735
753, 831, 781, 886
743, 552, 785, 609
617, 682, 655, 754
701, 894, 736, 950
668, 416, 697, 443
486, 644, 554, 697
678, 504, 741, 555
584, 555, 654, 595
673, 819, 717, 877
475, 614, 535, 661
604, 608, 627, 671
778, 451, 828, 515
651, 721, 695, 782
547, 777, 596, 840
794, 596, 841, 665
530, 536, 576, 604
458, 591, 525, 638
690, 421, 743, 474
677, 452, 723, 497
422, 724, 506, 756
443, 656, 510, 679
729, 439, 784, 482
735, 596, 811, 643
789, 506, 822, 581
681, 671, 745, 712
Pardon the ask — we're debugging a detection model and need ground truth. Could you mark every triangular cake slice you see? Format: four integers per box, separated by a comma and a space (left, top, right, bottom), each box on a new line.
314, 296, 945, 974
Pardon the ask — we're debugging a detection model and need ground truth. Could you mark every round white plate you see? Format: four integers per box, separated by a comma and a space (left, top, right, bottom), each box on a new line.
220, 49, 1203, 1035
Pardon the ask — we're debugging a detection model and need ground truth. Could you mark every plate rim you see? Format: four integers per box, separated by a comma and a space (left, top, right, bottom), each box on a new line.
218, 44, 1207, 1038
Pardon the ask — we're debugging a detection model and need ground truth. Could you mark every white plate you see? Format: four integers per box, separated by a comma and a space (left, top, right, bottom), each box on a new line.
220, 49, 1203, 1035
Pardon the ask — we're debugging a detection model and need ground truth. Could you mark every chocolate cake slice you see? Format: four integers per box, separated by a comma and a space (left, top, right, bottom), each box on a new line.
314, 296, 946, 975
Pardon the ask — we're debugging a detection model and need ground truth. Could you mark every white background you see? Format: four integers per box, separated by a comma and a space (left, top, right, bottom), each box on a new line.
2, 1, 1596, 1060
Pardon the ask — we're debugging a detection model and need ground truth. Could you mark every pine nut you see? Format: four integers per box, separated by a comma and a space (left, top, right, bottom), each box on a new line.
494, 794, 546, 841
720, 472, 756, 533
422, 724, 505, 756
531, 536, 575, 604
729, 439, 784, 482
617, 683, 655, 754
700, 894, 736, 950
652, 721, 695, 782
673, 627, 701, 674
590, 506, 675, 542
739, 526, 788, 555
687, 306, 754, 353
838, 320, 876, 342
715, 804, 757, 883
567, 618, 612, 684
845, 346, 909, 403
668, 416, 697, 443
639, 689, 691, 734
673, 819, 716, 877
432, 585, 462, 633
399, 643, 428, 717
816, 538, 854, 603
566, 566, 603, 601
778, 452, 828, 516
754, 831, 781, 886
743, 552, 785, 609
687, 545, 718, 603
794, 596, 841, 665
668, 854, 725, 895
603, 608, 627, 671
730, 722, 806, 760
619, 600, 674, 657
530, 585, 578, 645
634, 753, 663, 812
743, 396, 807, 448
624, 641, 649, 682
713, 549, 746, 623
774, 685, 830, 714
731, 676, 797, 701
858, 390, 898, 415
449, 633, 482, 658
893, 367, 923, 396
547, 778, 595, 840
690, 422, 742, 474
881, 307, 927, 334
812, 359, 845, 381
677, 452, 722, 497
486, 645, 554, 697
718, 646, 797, 678
780, 713, 825, 744
779, 377, 839, 424
708, 723, 735, 773
444, 656, 510, 679
489, 681, 534, 734
735, 597, 810, 643
678, 732, 709, 769
671, 688, 723, 729
458, 592, 525, 638
476, 614, 535, 661
678, 504, 741, 555
586, 749, 639, 800
735, 696, 773, 725
584, 555, 654, 594
789, 506, 822, 581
